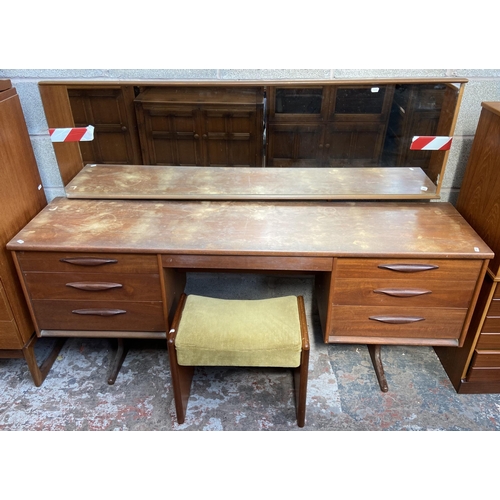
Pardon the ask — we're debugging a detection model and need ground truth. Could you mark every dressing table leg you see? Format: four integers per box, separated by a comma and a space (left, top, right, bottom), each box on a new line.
108, 338, 128, 385
22, 335, 66, 387
368, 344, 389, 392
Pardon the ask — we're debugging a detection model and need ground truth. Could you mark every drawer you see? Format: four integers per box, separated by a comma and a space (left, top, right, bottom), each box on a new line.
332, 278, 476, 308
466, 366, 500, 383
329, 306, 467, 341
16, 252, 159, 274
31, 300, 165, 332
476, 333, 500, 350
24, 273, 162, 301
335, 258, 482, 281
470, 350, 500, 368
162, 254, 333, 271
482, 316, 500, 333
488, 299, 500, 317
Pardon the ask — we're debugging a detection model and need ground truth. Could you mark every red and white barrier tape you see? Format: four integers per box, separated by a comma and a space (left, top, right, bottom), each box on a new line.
410, 136, 452, 151
49, 125, 94, 142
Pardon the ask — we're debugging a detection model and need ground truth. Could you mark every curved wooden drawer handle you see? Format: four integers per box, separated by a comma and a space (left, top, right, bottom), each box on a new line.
369, 316, 425, 324
72, 309, 126, 316
378, 264, 439, 273
373, 288, 432, 297
66, 282, 123, 291
60, 258, 118, 266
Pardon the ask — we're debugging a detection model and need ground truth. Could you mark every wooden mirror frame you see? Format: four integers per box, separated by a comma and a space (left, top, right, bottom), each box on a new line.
39, 78, 467, 200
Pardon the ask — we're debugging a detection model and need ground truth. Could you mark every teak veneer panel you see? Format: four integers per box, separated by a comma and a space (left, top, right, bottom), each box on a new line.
65, 164, 438, 200
7, 199, 493, 259
0, 81, 47, 348
456, 102, 500, 278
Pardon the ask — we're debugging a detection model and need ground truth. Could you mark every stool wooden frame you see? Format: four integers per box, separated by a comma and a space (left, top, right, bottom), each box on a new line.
167, 294, 310, 427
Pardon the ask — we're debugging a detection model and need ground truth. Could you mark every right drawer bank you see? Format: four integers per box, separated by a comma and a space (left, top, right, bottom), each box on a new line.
324, 258, 483, 346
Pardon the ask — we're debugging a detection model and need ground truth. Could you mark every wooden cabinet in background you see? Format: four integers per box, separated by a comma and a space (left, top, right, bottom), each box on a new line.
134, 87, 264, 167
266, 85, 394, 167
68, 86, 142, 165
435, 102, 500, 393
0, 79, 62, 386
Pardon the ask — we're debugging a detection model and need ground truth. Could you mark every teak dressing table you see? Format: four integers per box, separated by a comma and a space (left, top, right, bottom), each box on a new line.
6, 77, 494, 392
7, 197, 492, 391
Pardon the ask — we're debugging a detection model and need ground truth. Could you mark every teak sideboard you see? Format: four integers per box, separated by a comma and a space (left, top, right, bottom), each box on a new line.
0, 80, 63, 385
7, 198, 493, 390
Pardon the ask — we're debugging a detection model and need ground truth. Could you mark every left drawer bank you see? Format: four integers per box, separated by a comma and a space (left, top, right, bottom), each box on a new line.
14, 252, 166, 336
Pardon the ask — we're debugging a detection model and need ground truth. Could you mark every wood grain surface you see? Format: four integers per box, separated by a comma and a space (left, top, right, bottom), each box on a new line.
7, 198, 493, 259
65, 164, 438, 200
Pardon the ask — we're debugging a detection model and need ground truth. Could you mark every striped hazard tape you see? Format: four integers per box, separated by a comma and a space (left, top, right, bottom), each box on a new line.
49, 125, 95, 142
410, 136, 452, 151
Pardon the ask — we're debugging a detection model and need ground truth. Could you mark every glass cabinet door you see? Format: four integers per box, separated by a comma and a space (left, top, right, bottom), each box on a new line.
268, 87, 327, 121
328, 85, 394, 121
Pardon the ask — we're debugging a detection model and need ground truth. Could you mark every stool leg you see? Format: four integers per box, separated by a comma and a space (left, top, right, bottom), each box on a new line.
294, 296, 310, 428
294, 348, 309, 428
168, 344, 194, 424
167, 294, 195, 424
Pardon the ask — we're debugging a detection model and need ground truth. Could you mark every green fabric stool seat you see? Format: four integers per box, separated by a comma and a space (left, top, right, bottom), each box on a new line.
168, 293, 310, 427
175, 295, 303, 367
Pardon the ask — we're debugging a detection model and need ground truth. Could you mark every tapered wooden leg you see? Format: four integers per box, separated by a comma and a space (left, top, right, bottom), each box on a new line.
368, 344, 389, 392
107, 338, 128, 385
22, 335, 66, 387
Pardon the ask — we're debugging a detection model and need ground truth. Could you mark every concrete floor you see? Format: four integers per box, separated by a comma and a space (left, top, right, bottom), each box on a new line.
2, 273, 500, 431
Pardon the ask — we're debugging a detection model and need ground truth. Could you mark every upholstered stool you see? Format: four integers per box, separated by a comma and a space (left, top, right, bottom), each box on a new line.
167, 294, 310, 427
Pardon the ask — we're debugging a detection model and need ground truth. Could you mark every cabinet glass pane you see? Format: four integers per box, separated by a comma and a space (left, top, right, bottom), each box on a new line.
275, 88, 323, 114
334, 87, 386, 114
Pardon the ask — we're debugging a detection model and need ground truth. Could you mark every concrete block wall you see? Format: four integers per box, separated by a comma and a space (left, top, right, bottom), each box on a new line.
1, 68, 499, 204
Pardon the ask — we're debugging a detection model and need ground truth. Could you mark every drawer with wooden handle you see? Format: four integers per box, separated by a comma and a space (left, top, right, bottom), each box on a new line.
16, 252, 159, 274
332, 278, 477, 308
335, 258, 482, 281
24, 272, 162, 301
31, 300, 165, 331
329, 305, 468, 341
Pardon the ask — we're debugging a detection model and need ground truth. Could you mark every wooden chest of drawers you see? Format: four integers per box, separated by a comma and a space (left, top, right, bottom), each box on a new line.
434, 102, 500, 393
456, 276, 500, 391
15, 252, 166, 338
